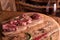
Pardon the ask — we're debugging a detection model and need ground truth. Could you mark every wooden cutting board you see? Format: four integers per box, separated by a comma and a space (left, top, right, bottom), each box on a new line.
0, 12, 60, 40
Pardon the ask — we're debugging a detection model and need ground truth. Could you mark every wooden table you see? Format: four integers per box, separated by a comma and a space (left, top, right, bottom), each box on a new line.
0, 11, 60, 40
0, 11, 24, 22
51, 16, 60, 25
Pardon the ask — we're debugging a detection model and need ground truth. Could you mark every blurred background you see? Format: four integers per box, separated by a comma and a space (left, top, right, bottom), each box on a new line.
0, 0, 60, 16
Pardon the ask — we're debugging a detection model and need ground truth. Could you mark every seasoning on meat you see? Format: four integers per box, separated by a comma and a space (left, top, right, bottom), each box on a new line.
30, 14, 40, 20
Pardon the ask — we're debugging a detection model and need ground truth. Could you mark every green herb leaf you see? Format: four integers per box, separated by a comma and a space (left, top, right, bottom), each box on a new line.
25, 33, 31, 40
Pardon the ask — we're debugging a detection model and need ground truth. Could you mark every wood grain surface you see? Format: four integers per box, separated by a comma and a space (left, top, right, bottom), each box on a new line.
0, 12, 60, 40
50, 15, 60, 25
0, 11, 24, 22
